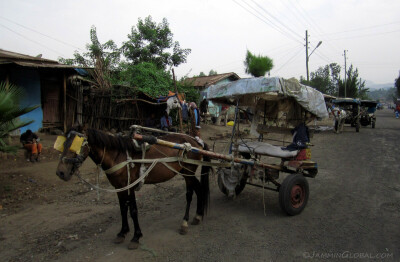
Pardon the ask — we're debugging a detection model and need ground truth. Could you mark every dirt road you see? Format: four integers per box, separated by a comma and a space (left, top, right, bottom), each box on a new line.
1, 109, 399, 261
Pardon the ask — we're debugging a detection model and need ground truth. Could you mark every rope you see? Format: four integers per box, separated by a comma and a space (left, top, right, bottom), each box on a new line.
76, 160, 159, 193
262, 169, 266, 216
76, 156, 229, 193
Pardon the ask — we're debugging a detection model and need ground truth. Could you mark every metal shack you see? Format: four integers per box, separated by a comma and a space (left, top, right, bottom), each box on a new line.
0, 49, 86, 133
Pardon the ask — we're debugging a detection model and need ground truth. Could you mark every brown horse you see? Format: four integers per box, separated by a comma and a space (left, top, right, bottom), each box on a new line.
55, 126, 211, 249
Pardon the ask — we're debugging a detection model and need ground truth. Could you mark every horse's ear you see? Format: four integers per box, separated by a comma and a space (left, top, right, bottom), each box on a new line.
71, 123, 87, 134
82, 123, 89, 134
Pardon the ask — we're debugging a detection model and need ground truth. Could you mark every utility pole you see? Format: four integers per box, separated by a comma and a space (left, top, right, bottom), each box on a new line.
343, 50, 347, 97
305, 30, 322, 82
305, 30, 309, 82
172, 69, 183, 133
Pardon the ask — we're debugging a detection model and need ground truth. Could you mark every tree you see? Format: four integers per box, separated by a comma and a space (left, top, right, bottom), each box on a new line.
368, 87, 396, 102
115, 62, 172, 98
122, 16, 191, 70
176, 77, 200, 103
338, 65, 368, 99
208, 70, 218, 76
198, 72, 206, 77
59, 26, 120, 89
244, 50, 273, 77
301, 63, 341, 95
395, 76, 400, 98
59, 20, 198, 100
0, 82, 39, 153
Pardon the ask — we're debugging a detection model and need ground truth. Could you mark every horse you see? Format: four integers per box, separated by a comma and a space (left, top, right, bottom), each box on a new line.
331, 107, 347, 133
166, 95, 181, 114
55, 126, 211, 250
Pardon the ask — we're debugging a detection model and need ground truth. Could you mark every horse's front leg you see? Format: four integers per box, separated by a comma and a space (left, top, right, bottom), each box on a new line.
114, 191, 130, 244
191, 178, 204, 226
180, 180, 194, 235
127, 189, 143, 250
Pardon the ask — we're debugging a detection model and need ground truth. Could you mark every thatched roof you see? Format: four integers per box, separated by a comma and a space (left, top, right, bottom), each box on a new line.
183, 72, 240, 88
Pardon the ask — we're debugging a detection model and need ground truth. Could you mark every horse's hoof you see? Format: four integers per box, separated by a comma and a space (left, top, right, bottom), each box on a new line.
128, 241, 140, 250
179, 225, 188, 235
191, 217, 201, 225
114, 236, 125, 244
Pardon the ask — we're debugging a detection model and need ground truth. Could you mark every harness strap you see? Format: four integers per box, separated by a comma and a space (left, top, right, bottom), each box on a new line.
103, 157, 180, 174
135, 143, 147, 191
104, 156, 230, 175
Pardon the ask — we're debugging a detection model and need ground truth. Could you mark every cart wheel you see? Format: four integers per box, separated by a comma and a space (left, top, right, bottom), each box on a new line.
279, 173, 309, 216
217, 171, 247, 197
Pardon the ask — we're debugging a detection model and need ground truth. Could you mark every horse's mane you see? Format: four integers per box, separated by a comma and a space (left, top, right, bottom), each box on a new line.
65, 126, 207, 152
86, 128, 136, 152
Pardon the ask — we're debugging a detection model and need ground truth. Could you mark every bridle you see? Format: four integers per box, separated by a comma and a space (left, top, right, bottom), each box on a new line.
61, 131, 90, 172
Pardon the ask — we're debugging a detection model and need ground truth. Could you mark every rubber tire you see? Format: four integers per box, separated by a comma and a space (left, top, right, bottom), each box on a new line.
279, 173, 309, 216
217, 170, 247, 196
372, 121, 375, 128
334, 120, 339, 132
356, 121, 360, 132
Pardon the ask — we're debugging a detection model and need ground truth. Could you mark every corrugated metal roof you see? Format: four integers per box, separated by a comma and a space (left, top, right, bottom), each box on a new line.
183, 72, 240, 88
0, 49, 59, 64
0, 49, 88, 70
12, 61, 80, 69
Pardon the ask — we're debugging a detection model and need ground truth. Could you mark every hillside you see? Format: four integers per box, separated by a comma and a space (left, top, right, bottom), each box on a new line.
367, 87, 397, 101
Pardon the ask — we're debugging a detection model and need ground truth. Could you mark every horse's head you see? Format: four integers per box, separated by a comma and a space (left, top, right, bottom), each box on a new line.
55, 126, 90, 181
332, 107, 347, 120
166, 96, 181, 114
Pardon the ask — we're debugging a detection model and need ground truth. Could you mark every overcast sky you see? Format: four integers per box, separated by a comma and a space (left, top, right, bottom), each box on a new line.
1, 0, 399, 85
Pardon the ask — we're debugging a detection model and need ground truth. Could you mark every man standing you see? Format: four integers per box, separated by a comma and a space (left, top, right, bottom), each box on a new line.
181, 101, 189, 122
200, 98, 208, 117
20, 129, 42, 162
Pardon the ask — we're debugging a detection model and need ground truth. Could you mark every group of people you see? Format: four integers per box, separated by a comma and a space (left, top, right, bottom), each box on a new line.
145, 111, 176, 132
145, 99, 209, 133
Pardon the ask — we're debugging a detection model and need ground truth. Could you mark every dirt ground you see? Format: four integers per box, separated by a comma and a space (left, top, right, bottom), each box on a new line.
0, 109, 399, 262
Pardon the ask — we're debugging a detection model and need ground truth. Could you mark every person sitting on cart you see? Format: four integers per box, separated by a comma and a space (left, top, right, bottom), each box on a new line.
282, 123, 310, 151
20, 129, 42, 162
160, 111, 176, 132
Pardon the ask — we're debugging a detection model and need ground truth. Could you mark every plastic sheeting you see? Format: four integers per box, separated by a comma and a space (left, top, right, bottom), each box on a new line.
237, 141, 298, 158
217, 164, 244, 197
207, 77, 328, 120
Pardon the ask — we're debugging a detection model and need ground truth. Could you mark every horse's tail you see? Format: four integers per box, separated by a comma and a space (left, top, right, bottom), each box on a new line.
200, 142, 211, 215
